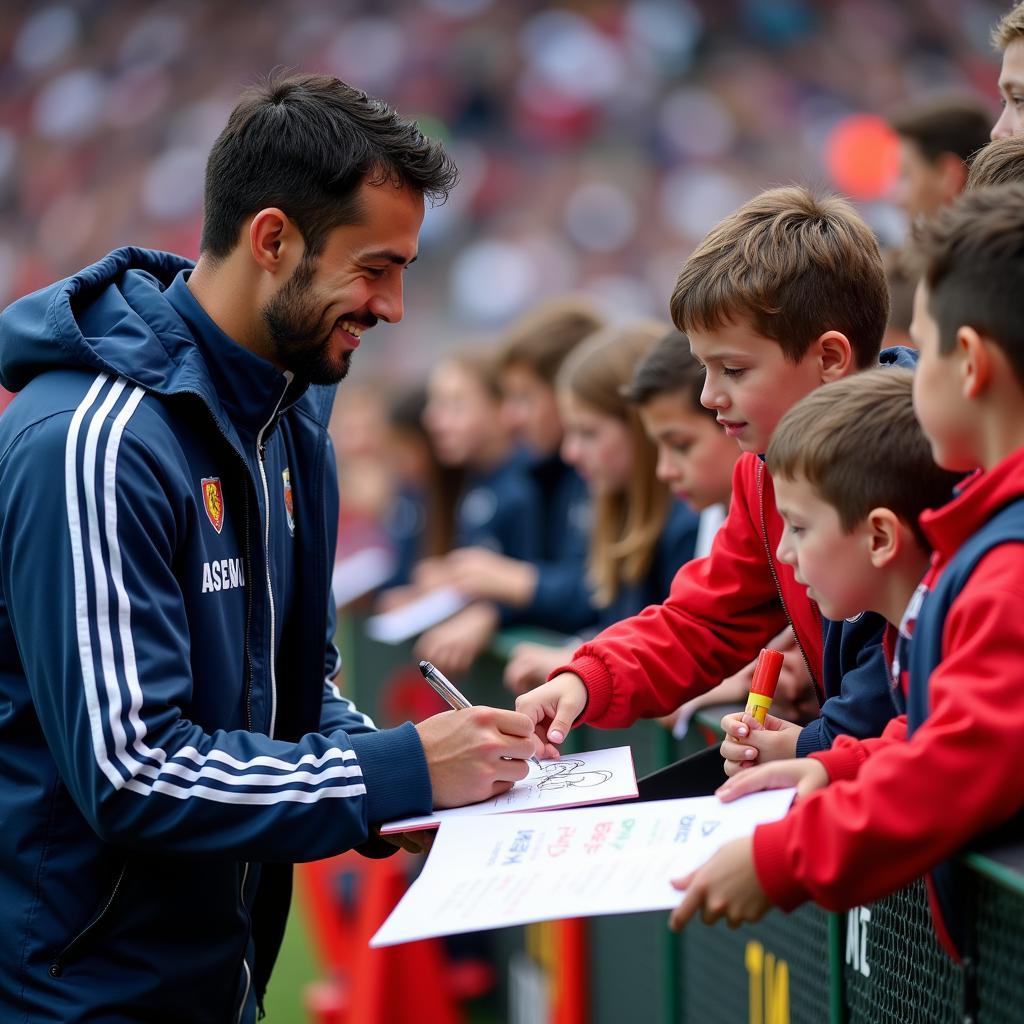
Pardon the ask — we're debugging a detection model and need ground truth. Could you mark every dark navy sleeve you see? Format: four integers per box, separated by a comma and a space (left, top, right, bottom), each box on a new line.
654, 501, 700, 597
1, 404, 430, 861
795, 613, 899, 756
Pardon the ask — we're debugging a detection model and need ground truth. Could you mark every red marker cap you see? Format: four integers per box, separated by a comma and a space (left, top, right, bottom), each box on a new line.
749, 648, 784, 698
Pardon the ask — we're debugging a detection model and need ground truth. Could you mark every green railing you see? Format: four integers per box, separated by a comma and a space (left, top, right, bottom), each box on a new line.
335, 614, 1024, 1024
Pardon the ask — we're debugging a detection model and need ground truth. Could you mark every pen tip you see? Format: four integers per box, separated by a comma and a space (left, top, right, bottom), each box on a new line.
418, 660, 431, 676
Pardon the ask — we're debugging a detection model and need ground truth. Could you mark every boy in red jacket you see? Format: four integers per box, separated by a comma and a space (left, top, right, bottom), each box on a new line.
517, 186, 893, 753
670, 185, 1024, 959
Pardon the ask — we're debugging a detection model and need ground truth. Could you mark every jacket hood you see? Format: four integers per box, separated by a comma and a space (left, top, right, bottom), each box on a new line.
0, 247, 201, 395
0, 247, 336, 436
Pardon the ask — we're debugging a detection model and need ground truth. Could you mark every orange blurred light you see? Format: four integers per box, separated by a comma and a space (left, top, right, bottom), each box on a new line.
825, 114, 901, 200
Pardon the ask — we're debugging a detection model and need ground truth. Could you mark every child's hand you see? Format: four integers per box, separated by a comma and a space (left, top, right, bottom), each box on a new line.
719, 713, 802, 776
715, 757, 830, 803
668, 837, 771, 931
515, 672, 587, 758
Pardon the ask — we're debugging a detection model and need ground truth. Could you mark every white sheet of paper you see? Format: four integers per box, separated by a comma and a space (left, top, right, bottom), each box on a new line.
381, 746, 638, 834
371, 788, 796, 947
364, 586, 469, 644
331, 546, 396, 608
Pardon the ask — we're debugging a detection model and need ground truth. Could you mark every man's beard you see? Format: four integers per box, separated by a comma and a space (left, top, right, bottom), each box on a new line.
261, 257, 356, 385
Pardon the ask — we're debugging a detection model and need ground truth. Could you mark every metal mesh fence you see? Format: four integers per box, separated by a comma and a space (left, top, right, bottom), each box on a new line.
974, 873, 1024, 1024
678, 901, 831, 1024
844, 881, 963, 1023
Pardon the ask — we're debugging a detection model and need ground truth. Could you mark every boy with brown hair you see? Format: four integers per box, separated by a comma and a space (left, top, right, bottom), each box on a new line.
991, 1, 1024, 140
671, 185, 1024, 960
967, 133, 1024, 189
517, 186, 907, 759
718, 371, 961, 772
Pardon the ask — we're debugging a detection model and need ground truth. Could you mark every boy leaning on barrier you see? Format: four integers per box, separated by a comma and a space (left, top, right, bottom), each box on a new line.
516, 186, 909, 766
670, 185, 1024, 962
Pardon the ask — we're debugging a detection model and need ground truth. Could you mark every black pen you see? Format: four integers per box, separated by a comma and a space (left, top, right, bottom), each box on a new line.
418, 660, 542, 768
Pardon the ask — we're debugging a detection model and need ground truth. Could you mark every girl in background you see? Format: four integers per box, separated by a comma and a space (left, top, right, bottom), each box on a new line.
504, 321, 699, 692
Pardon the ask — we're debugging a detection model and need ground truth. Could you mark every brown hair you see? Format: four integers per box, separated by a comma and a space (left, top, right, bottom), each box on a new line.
670, 186, 888, 369
966, 135, 1024, 190
907, 184, 1024, 386
766, 369, 962, 548
622, 328, 715, 419
557, 320, 672, 606
993, 2, 1024, 50
498, 296, 606, 384
888, 95, 992, 164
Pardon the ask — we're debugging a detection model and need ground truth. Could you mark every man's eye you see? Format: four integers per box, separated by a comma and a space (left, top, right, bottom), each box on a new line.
723, 367, 745, 378
364, 266, 386, 278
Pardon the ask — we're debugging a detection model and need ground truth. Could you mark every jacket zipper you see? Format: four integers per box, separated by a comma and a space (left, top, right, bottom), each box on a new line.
255, 375, 291, 741
757, 461, 822, 703
49, 865, 127, 976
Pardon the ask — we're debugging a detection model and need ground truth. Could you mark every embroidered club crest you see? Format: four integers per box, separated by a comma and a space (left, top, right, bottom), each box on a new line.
201, 477, 225, 534
282, 467, 295, 536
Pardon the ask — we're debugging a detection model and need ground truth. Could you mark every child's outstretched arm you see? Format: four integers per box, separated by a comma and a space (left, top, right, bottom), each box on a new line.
668, 758, 830, 932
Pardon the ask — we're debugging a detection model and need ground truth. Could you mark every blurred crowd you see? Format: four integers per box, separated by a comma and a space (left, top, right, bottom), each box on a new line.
0, 0, 1005, 700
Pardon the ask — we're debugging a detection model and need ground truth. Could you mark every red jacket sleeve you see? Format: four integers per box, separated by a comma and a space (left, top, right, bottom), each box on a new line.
753, 547, 1024, 912
557, 455, 790, 727
809, 715, 909, 782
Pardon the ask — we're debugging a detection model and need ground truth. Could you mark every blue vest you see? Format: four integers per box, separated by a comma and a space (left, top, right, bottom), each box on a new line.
905, 497, 1024, 956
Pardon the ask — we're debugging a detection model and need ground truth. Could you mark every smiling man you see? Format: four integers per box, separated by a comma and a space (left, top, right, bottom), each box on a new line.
0, 74, 544, 1024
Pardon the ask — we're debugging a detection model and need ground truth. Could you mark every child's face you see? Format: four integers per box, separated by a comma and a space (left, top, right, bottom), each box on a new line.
558, 392, 634, 497
499, 364, 563, 456
774, 473, 879, 622
910, 283, 978, 472
424, 361, 502, 467
688, 318, 829, 455
992, 38, 1024, 141
638, 391, 739, 510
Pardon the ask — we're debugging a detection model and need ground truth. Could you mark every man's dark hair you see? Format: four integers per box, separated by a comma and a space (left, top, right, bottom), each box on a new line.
888, 95, 993, 164
622, 329, 714, 421
908, 184, 1024, 386
201, 72, 458, 258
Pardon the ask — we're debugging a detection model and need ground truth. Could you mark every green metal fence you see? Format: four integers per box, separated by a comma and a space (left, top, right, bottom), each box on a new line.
334, 614, 1024, 1024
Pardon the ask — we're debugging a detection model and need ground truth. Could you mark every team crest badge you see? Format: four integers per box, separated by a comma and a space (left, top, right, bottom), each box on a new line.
282, 467, 295, 536
201, 477, 225, 534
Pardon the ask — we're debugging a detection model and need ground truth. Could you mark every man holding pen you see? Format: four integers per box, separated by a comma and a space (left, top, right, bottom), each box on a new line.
0, 73, 538, 1024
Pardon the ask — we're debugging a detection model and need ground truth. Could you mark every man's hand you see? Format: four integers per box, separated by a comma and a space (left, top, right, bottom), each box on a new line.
444, 548, 538, 607
715, 757, 830, 803
382, 829, 435, 854
415, 707, 542, 809
720, 712, 802, 776
414, 602, 500, 677
515, 672, 587, 758
668, 837, 771, 931
503, 642, 573, 697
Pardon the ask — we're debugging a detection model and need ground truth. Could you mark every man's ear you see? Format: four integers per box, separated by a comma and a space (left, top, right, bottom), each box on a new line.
817, 331, 854, 382
865, 507, 902, 569
248, 208, 303, 275
937, 152, 968, 202
956, 326, 992, 399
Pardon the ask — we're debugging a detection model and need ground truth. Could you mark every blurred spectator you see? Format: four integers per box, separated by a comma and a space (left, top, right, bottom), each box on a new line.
435, 295, 605, 635
411, 345, 541, 674
504, 320, 699, 694
0, 1, 1006, 381
888, 94, 993, 219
